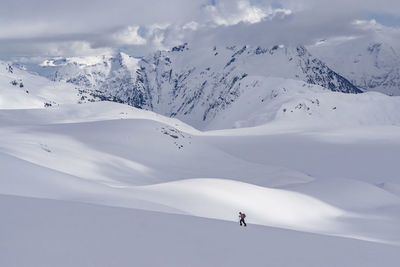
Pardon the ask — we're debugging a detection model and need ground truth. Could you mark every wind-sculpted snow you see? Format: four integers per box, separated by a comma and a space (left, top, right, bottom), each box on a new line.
1, 100, 400, 266
129, 178, 346, 232
1, 101, 400, 242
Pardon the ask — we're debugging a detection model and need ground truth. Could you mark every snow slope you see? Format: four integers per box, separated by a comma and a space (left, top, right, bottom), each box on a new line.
2, 194, 400, 267
1, 100, 400, 242
204, 77, 400, 130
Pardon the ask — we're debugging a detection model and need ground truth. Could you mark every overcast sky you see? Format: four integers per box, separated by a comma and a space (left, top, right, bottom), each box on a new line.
0, 0, 399, 59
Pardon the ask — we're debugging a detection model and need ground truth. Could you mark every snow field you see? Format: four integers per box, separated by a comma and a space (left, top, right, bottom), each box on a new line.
1, 101, 400, 246
2, 194, 400, 267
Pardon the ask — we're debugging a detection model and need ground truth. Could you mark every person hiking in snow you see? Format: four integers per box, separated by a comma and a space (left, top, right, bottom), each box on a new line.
239, 212, 247, 227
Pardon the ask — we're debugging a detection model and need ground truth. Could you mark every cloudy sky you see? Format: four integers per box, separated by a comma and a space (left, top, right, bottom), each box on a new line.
0, 0, 399, 59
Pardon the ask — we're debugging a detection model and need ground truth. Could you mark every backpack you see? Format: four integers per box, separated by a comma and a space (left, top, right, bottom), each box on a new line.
242, 213, 246, 219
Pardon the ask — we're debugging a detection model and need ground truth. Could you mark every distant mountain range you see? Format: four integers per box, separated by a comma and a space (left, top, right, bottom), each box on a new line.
13, 44, 366, 128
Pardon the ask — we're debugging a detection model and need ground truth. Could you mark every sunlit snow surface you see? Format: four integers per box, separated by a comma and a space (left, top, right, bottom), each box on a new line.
1, 69, 400, 265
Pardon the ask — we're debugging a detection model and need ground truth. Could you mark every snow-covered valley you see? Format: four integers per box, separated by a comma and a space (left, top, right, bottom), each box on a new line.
1, 94, 400, 266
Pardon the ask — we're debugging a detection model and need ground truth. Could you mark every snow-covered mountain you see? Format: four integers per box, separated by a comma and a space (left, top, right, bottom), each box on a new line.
17, 44, 361, 128
129, 44, 361, 128
309, 37, 400, 96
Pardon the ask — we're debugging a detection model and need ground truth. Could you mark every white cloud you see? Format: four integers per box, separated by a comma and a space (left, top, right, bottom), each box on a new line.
353, 19, 384, 31
112, 26, 147, 45
204, 0, 292, 26
0, 40, 113, 60
207, 2, 267, 25
0, 0, 399, 59
183, 21, 200, 31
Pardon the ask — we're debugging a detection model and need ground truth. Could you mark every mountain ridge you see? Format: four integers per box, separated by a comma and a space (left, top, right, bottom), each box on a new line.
13, 44, 362, 128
